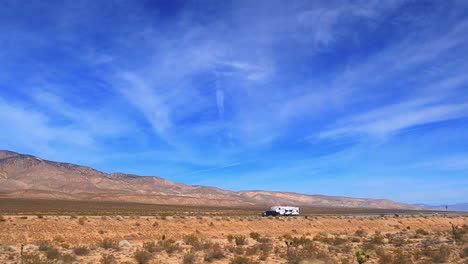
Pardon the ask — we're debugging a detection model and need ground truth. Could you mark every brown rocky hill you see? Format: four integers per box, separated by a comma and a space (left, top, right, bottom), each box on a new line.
0, 150, 423, 210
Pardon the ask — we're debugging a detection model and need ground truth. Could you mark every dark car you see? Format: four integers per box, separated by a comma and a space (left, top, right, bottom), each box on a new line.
261, 210, 279, 217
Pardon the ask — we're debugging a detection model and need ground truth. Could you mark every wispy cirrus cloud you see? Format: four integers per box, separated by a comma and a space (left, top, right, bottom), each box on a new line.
1, 0, 468, 204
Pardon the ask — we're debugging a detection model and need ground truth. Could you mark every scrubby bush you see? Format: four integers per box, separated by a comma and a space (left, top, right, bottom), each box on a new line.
21, 253, 45, 264
451, 224, 466, 243
133, 249, 152, 264
461, 247, 468, 258
355, 229, 367, 237
184, 234, 200, 246
183, 251, 196, 264
38, 240, 52, 251
0, 215, 5, 222
99, 254, 116, 264
61, 253, 75, 264
143, 241, 159, 253
98, 238, 119, 249
370, 234, 385, 245
73, 246, 90, 256
234, 235, 248, 246
249, 232, 261, 240
230, 256, 259, 264
392, 249, 412, 264
355, 249, 370, 264
375, 248, 393, 264
416, 228, 429, 235
421, 245, 451, 263
159, 239, 180, 254
78, 216, 86, 225
203, 244, 225, 262
45, 247, 60, 260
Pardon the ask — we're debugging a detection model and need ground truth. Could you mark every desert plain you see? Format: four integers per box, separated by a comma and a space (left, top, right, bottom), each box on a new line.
0, 200, 467, 264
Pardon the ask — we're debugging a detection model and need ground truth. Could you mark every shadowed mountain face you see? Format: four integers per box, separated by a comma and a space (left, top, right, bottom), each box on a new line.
0, 150, 424, 209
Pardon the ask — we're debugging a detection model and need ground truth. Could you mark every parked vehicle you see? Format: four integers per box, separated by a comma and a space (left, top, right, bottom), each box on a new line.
261, 210, 279, 217
262, 206, 299, 216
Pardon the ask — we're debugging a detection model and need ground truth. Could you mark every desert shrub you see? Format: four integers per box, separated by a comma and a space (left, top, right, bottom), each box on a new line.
461, 247, 468, 258
421, 245, 451, 263
416, 228, 429, 235
21, 253, 43, 264
246, 242, 272, 258
78, 216, 86, 225
184, 234, 200, 246
159, 239, 180, 254
392, 249, 412, 264
53, 236, 65, 243
291, 236, 313, 246
203, 244, 225, 262
249, 232, 261, 240
99, 254, 116, 264
355, 249, 370, 264
98, 238, 119, 249
73, 246, 90, 256
313, 234, 326, 242
355, 229, 367, 237
61, 242, 70, 249
61, 253, 75, 264
230, 256, 259, 264
390, 237, 408, 247
227, 234, 235, 243
286, 243, 331, 264
38, 240, 52, 251
45, 247, 60, 260
234, 235, 248, 246
134, 249, 152, 264
369, 235, 385, 245
452, 224, 466, 243
0, 215, 6, 222
101, 215, 107, 220
69, 214, 77, 219
375, 248, 392, 264
143, 241, 159, 253
183, 251, 196, 264
37, 214, 44, 219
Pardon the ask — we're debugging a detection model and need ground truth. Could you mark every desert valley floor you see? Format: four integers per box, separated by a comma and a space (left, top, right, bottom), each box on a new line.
0, 200, 467, 264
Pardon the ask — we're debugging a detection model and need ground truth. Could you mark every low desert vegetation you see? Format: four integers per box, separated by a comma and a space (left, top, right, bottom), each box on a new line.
0, 214, 466, 263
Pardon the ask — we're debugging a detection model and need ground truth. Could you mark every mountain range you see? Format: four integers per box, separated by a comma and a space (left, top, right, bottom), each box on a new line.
0, 150, 425, 210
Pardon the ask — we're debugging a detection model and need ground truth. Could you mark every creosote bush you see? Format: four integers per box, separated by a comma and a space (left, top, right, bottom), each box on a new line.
99, 254, 116, 264
230, 255, 259, 264
234, 235, 248, 246
73, 246, 90, 256
38, 240, 52, 251
98, 238, 119, 249
183, 251, 196, 264
203, 244, 225, 262
143, 241, 159, 253
249, 232, 261, 241
45, 247, 60, 260
134, 249, 152, 264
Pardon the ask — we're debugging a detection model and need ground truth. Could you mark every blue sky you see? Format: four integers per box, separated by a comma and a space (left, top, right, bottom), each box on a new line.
0, 0, 467, 205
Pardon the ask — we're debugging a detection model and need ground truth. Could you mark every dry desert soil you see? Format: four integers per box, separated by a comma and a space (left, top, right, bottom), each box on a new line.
0, 208, 467, 264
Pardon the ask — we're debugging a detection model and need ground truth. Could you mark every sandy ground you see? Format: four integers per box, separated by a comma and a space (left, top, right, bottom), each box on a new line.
0, 214, 467, 263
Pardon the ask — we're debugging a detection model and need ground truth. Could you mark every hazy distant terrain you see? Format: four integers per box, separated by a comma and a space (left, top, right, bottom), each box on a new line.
415, 203, 468, 212
0, 150, 423, 210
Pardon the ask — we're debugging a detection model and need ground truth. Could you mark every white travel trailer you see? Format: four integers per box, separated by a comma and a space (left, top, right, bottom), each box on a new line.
270, 206, 299, 216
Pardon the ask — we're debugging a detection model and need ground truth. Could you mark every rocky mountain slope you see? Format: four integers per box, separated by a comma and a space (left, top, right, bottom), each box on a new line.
0, 150, 424, 209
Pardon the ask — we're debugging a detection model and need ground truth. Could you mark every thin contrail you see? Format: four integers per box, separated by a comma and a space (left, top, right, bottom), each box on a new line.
178, 162, 242, 177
